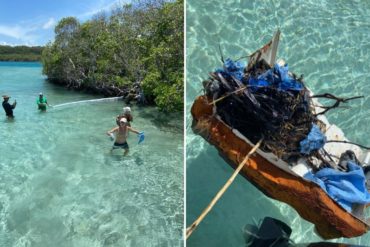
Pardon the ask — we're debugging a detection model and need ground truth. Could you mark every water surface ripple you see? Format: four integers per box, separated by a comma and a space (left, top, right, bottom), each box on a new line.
0, 62, 183, 247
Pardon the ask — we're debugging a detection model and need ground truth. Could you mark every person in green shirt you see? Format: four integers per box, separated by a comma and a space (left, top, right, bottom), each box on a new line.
36, 92, 49, 111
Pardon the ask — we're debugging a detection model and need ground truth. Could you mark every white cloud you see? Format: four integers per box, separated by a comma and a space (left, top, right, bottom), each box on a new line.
0, 41, 33, 47
78, 0, 127, 19
42, 18, 56, 29
0, 24, 39, 45
0, 0, 129, 46
0, 25, 24, 39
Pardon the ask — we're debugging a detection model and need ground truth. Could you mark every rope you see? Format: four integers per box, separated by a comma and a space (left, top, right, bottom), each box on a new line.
208, 86, 247, 105
186, 138, 263, 239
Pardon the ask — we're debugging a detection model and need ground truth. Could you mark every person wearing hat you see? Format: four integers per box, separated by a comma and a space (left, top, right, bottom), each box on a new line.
36, 92, 49, 111
116, 106, 133, 126
2, 95, 16, 118
106, 117, 143, 155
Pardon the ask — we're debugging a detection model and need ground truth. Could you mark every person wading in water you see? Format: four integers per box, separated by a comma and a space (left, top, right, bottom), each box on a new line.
2, 95, 16, 118
36, 92, 50, 111
106, 117, 142, 155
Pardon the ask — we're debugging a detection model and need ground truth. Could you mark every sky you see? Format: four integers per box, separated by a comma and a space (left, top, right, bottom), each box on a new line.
0, 0, 129, 46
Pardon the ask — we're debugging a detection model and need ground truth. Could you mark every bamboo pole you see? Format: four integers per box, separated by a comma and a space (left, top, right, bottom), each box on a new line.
186, 138, 263, 239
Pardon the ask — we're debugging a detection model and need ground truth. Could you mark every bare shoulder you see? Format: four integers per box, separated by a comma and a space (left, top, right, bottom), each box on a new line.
127, 126, 136, 131
110, 126, 119, 132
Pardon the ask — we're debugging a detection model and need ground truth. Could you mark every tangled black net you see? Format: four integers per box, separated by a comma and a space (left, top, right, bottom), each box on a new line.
202, 56, 363, 166
204, 61, 314, 162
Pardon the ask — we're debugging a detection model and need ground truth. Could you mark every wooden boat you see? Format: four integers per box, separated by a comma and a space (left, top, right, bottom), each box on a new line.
191, 31, 370, 239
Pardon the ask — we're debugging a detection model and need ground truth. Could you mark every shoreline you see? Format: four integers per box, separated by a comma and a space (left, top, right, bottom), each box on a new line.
0, 59, 41, 62
0, 61, 182, 113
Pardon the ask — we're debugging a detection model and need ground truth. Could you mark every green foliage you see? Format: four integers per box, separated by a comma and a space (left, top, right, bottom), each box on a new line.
54, 17, 80, 49
0, 45, 43, 61
142, 71, 161, 95
153, 81, 183, 112
115, 76, 131, 87
41, 0, 183, 112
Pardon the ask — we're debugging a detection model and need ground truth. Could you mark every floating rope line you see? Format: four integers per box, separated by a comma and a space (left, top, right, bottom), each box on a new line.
52, 96, 122, 109
186, 138, 263, 239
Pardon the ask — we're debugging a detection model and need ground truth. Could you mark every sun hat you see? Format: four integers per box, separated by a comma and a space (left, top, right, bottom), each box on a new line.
39, 92, 43, 95
122, 107, 131, 114
2, 95, 10, 99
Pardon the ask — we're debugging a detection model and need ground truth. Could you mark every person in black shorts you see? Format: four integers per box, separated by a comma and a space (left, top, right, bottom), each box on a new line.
106, 118, 142, 155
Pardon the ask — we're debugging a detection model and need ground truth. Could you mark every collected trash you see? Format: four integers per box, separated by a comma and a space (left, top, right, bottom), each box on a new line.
202, 30, 370, 210
192, 30, 370, 239
204, 41, 362, 166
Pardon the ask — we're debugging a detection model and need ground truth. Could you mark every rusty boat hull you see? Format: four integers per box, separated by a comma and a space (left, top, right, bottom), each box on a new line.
191, 95, 369, 239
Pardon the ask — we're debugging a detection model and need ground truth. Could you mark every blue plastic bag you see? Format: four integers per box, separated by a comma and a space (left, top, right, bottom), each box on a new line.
299, 124, 326, 154
215, 58, 246, 82
138, 132, 145, 144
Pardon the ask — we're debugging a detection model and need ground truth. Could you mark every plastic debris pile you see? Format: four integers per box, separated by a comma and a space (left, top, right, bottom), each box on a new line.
201, 53, 370, 212
203, 57, 327, 163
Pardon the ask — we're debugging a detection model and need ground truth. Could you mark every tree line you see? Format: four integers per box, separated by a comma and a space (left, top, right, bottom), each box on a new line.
0, 45, 43, 61
42, 0, 183, 112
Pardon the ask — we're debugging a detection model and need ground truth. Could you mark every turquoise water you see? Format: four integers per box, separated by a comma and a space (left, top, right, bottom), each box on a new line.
186, 0, 370, 246
0, 62, 183, 246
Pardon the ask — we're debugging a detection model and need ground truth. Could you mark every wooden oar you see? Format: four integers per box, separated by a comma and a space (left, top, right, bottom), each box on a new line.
186, 138, 263, 239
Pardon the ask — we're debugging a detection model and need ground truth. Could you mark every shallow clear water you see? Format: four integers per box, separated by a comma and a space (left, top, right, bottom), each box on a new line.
0, 62, 183, 246
186, 0, 370, 246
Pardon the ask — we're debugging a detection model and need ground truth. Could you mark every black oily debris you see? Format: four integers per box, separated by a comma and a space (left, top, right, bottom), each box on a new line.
202, 57, 363, 166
